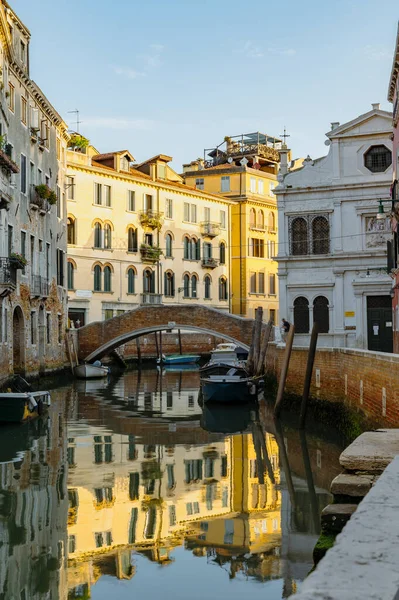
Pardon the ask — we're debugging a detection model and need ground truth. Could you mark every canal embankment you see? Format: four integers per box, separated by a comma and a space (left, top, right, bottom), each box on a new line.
290, 430, 399, 600
266, 343, 399, 426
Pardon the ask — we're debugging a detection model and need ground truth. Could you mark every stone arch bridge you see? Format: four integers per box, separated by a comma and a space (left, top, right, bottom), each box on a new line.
76, 305, 264, 362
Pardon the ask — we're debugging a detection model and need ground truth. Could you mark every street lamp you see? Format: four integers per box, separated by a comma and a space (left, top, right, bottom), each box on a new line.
376, 198, 393, 220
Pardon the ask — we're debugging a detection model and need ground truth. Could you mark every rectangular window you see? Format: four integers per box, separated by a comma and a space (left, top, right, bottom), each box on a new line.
30, 312, 36, 345
186, 503, 193, 516
30, 162, 35, 187
104, 309, 113, 320
144, 194, 153, 211
40, 120, 49, 147
220, 210, 226, 228
67, 176, 75, 200
221, 176, 230, 192
169, 505, 176, 527
195, 178, 204, 190
56, 137, 61, 160
46, 243, 50, 282
259, 272, 265, 294
3, 308, 7, 342
183, 202, 190, 221
57, 249, 65, 286
56, 186, 61, 218
104, 185, 111, 207
58, 315, 63, 344
204, 207, 210, 222
270, 309, 276, 323
250, 238, 264, 258
37, 168, 42, 184
21, 231, 26, 274
191, 204, 197, 223
258, 180, 264, 195
165, 198, 173, 218
269, 273, 276, 295
128, 190, 135, 211
20, 154, 26, 194
8, 83, 14, 111
270, 182, 275, 196
7, 225, 12, 256
21, 96, 27, 125
250, 177, 256, 193
94, 183, 102, 205
46, 313, 51, 344
250, 272, 256, 293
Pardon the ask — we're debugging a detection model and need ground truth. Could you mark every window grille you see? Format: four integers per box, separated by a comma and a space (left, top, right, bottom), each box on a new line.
312, 216, 330, 254
291, 217, 308, 255
289, 214, 330, 256
293, 296, 309, 333
204, 275, 211, 299
313, 296, 329, 333
364, 145, 392, 173
127, 268, 135, 293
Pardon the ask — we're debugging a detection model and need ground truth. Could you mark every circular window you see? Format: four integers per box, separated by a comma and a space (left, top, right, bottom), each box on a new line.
364, 145, 392, 173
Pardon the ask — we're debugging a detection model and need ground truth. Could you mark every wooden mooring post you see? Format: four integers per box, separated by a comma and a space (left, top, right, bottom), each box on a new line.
299, 323, 319, 429
178, 329, 182, 355
274, 324, 295, 417
256, 319, 273, 376
136, 337, 142, 364
247, 306, 263, 374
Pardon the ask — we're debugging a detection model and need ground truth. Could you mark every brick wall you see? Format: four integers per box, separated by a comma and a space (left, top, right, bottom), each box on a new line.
266, 344, 399, 427
122, 332, 224, 359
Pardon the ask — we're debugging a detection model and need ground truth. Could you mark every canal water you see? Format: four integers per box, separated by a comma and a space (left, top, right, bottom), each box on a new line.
0, 368, 346, 599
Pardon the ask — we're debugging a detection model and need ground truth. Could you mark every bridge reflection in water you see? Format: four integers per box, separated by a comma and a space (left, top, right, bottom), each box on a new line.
0, 370, 343, 600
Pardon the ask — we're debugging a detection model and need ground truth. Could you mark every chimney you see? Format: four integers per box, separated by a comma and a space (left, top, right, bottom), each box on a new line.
372, 102, 380, 110
330, 122, 340, 131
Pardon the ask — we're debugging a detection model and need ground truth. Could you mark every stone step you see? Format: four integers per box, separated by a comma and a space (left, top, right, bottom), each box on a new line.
321, 503, 357, 534
330, 473, 375, 498
340, 429, 399, 473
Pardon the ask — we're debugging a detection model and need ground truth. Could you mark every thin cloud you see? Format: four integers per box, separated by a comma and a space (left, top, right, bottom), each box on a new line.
267, 46, 296, 56
242, 41, 264, 59
83, 117, 155, 131
113, 66, 145, 79
363, 45, 391, 60
241, 41, 296, 59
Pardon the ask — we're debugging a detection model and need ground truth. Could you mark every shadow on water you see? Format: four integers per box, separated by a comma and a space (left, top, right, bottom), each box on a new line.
0, 369, 351, 599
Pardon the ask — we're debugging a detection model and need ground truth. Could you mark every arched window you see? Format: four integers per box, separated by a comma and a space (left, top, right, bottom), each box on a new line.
183, 236, 190, 260
203, 242, 212, 259
249, 208, 256, 227
191, 275, 198, 298
293, 296, 309, 333
93, 265, 102, 291
291, 217, 308, 255
143, 269, 155, 293
127, 268, 135, 294
257, 210, 264, 229
269, 212, 275, 231
219, 277, 228, 301
219, 242, 226, 265
67, 217, 76, 245
164, 271, 175, 297
204, 275, 211, 299
313, 296, 329, 333
165, 233, 173, 258
104, 266, 112, 292
128, 227, 138, 252
183, 274, 190, 297
94, 223, 102, 249
191, 238, 200, 260
312, 216, 330, 255
67, 261, 74, 290
104, 224, 112, 249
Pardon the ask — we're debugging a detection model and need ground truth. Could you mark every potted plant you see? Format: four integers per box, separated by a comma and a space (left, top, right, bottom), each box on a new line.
48, 190, 57, 205
68, 133, 89, 152
140, 243, 163, 262
10, 251, 27, 269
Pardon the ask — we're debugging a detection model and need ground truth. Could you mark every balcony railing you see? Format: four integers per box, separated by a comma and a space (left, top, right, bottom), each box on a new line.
0, 148, 19, 174
0, 257, 17, 295
30, 186, 50, 213
30, 275, 49, 297
140, 244, 162, 263
201, 257, 219, 269
139, 210, 164, 230
200, 222, 221, 237
140, 293, 163, 305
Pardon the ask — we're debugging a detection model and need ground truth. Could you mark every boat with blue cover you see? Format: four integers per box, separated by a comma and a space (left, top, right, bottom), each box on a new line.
157, 354, 200, 365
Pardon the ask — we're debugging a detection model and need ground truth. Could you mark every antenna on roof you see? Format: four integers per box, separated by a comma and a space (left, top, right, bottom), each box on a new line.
68, 109, 82, 133
280, 126, 290, 148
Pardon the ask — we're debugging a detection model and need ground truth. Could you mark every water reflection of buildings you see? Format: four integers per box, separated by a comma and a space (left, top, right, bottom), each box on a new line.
0, 394, 68, 599
66, 396, 282, 596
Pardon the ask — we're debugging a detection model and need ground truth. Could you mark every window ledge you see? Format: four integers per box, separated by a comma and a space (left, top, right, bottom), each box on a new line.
164, 295, 175, 298
183, 258, 200, 262
249, 293, 266, 297
92, 248, 114, 252
126, 293, 137, 296
268, 294, 277, 297
93, 291, 114, 294
92, 204, 112, 208
126, 210, 137, 214
164, 256, 174, 260
127, 250, 138, 254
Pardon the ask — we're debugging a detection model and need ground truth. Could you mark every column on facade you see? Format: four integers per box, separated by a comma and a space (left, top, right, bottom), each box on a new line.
333, 271, 345, 333
354, 291, 364, 348
332, 201, 343, 252
277, 272, 288, 323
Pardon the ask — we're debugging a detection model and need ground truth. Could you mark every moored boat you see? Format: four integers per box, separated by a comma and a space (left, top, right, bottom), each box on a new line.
157, 354, 200, 365
0, 391, 51, 423
74, 363, 110, 379
200, 366, 263, 404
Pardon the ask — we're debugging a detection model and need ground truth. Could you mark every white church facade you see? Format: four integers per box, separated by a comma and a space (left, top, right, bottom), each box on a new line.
275, 104, 393, 352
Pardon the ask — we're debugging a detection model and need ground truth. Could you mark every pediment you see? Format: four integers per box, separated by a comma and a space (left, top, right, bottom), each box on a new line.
327, 110, 392, 139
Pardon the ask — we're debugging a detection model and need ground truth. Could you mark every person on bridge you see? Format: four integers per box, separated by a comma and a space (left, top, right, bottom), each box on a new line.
281, 318, 290, 343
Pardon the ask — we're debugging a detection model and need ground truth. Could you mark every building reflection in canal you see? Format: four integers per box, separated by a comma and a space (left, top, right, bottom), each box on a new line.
0, 369, 340, 600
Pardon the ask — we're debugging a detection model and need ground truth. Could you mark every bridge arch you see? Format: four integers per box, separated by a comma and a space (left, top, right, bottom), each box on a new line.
76, 304, 260, 363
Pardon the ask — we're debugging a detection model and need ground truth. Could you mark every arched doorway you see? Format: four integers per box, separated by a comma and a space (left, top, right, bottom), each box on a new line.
12, 306, 25, 375
38, 305, 46, 375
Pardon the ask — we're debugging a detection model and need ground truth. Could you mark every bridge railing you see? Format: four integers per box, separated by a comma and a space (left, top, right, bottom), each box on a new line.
140, 293, 163, 305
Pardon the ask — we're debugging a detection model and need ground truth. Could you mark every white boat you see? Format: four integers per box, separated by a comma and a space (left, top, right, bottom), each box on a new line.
73, 363, 110, 379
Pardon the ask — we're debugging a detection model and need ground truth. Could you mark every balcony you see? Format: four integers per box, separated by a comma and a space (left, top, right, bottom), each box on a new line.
140, 293, 163, 305
200, 222, 221, 238
201, 257, 219, 269
0, 258, 17, 296
30, 275, 49, 298
139, 210, 164, 230
30, 186, 49, 214
0, 147, 19, 174
140, 244, 162, 264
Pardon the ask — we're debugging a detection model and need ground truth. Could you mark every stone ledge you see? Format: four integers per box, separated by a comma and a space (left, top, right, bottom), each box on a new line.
340, 429, 399, 473
289, 456, 399, 600
330, 473, 375, 497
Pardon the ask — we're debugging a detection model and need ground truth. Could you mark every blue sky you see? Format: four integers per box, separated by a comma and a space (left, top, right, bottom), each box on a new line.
12, 0, 399, 170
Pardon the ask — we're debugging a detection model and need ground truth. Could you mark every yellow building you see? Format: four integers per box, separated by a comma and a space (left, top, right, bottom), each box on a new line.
66, 143, 232, 326
183, 132, 282, 321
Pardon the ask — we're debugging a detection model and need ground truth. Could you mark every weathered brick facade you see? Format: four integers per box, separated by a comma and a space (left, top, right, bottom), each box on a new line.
77, 305, 261, 362
267, 344, 399, 427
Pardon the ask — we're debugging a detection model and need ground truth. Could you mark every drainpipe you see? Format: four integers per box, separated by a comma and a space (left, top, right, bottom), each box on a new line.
156, 186, 160, 296
239, 170, 243, 315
